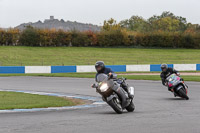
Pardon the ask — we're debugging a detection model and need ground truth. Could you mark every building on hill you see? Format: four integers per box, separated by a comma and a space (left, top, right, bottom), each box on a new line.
15, 16, 101, 32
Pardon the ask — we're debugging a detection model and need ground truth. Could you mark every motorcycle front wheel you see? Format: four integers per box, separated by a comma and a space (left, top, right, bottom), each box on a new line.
107, 97, 123, 114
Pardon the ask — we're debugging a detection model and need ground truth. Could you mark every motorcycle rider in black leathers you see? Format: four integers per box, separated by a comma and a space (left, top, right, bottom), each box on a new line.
93, 61, 133, 98
160, 64, 180, 91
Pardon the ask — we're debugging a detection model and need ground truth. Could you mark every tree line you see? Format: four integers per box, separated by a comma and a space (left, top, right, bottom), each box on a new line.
0, 12, 200, 48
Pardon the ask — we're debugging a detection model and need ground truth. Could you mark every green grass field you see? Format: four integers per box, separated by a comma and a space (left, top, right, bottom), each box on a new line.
0, 91, 80, 110
0, 46, 200, 66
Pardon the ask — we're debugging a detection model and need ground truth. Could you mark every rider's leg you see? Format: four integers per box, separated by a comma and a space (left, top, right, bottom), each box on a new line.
168, 87, 177, 97
121, 82, 134, 98
168, 87, 171, 91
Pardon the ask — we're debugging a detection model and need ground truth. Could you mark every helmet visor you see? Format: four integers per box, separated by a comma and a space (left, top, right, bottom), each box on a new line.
161, 67, 167, 72
96, 66, 102, 71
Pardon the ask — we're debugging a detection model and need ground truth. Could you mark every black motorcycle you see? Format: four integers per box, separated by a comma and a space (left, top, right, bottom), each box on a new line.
92, 74, 135, 114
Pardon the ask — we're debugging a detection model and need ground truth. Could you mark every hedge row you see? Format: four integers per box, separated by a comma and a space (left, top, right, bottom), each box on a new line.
0, 28, 200, 48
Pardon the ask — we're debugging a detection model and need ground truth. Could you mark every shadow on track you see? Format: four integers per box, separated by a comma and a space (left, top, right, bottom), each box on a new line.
162, 97, 189, 100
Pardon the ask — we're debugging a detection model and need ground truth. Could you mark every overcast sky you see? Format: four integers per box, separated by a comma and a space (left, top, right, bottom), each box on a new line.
0, 0, 199, 28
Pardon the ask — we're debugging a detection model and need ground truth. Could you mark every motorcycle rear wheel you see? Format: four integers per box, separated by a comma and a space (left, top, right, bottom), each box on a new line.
126, 100, 135, 112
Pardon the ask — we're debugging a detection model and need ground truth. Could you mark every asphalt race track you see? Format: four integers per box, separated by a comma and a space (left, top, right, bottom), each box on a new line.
0, 77, 200, 133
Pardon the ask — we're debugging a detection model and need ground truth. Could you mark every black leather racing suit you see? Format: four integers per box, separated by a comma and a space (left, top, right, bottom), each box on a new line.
160, 68, 179, 90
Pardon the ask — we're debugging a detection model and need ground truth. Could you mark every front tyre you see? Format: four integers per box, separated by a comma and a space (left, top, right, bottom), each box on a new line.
107, 97, 123, 114
178, 88, 189, 100
126, 101, 135, 112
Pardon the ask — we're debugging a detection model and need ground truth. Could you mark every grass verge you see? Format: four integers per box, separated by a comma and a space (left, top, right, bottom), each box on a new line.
0, 91, 81, 110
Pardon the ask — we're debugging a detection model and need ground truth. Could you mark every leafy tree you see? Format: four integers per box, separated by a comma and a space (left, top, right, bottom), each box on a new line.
19, 26, 40, 46
102, 18, 121, 31
185, 23, 200, 33
148, 11, 187, 32
151, 17, 180, 31
85, 31, 98, 46
120, 16, 150, 32
121, 11, 188, 32
100, 18, 129, 47
0, 29, 5, 45
71, 30, 90, 46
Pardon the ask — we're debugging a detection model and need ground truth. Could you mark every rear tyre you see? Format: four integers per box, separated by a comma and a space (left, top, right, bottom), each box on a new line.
107, 97, 123, 114
126, 101, 135, 112
178, 88, 189, 100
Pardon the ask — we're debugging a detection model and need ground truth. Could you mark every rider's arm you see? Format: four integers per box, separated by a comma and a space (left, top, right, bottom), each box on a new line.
108, 68, 117, 79
92, 74, 99, 88
95, 73, 98, 82
160, 73, 167, 86
111, 73, 117, 79
172, 68, 180, 76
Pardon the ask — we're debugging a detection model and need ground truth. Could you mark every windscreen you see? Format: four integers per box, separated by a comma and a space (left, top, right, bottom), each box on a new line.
166, 74, 177, 81
96, 74, 108, 82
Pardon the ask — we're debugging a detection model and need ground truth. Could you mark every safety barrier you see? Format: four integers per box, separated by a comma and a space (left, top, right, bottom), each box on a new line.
0, 64, 199, 74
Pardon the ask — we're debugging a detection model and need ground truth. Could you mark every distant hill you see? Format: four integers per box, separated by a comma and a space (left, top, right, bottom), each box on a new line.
15, 16, 101, 32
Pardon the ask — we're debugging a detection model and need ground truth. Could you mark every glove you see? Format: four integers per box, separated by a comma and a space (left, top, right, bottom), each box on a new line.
91, 83, 97, 88
108, 73, 113, 79
176, 73, 180, 76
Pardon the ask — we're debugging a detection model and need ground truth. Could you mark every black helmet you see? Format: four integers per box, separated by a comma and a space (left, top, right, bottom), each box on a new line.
161, 64, 168, 72
95, 61, 105, 73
